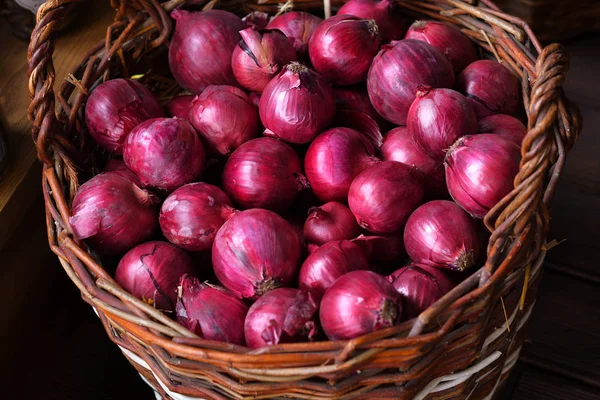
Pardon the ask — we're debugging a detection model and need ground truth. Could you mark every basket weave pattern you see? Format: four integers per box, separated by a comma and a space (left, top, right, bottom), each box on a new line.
27, 0, 581, 398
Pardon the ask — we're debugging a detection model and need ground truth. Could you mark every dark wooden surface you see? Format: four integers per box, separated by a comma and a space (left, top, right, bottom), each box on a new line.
0, 27, 598, 400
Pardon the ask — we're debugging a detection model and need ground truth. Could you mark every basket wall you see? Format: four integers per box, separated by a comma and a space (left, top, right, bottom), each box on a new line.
27, 0, 582, 399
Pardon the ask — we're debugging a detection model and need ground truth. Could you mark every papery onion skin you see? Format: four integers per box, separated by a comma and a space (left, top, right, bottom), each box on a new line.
115, 241, 195, 312
188, 85, 259, 155
244, 288, 318, 348
104, 159, 142, 186
160, 182, 236, 252
333, 85, 389, 130
299, 240, 370, 301
404, 200, 480, 271
445, 134, 521, 218
222, 137, 308, 212
348, 161, 425, 234
320, 270, 402, 340
165, 95, 195, 119
260, 62, 335, 144
70, 172, 159, 255
381, 127, 446, 198
457, 60, 522, 119
309, 15, 381, 85
338, 0, 406, 42
212, 209, 302, 299
478, 114, 527, 146
123, 118, 205, 192
304, 127, 379, 202
169, 9, 245, 93
176, 275, 248, 345
303, 202, 361, 246
390, 263, 455, 319
408, 87, 478, 161
405, 20, 478, 72
367, 39, 454, 125
85, 78, 163, 154
232, 28, 297, 93
266, 11, 323, 59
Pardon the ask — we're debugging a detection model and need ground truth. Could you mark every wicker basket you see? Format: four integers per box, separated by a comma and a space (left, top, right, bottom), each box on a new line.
27, 0, 582, 398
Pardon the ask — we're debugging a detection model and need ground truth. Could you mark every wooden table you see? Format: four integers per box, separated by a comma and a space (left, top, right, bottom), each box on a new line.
0, 2, 598, 398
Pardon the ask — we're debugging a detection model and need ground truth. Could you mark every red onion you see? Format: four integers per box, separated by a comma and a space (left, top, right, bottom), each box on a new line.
303, 202, 361, 246
408, 87, 477, 161
445, 134, 521, 218
222, 137, 309, 212
70, 172, 159, 255
249, 92, 261, 107
457, 60, 522, 119
352, 232, 405, 266
212, 209, 301, 299
160, 182, 236, 252
85, 78, 163, 154
165, 95, 194, 119
404, 200, 480, 271
390, 263, 455, 319
260, 62, 335, 144
242, 11, 270, 30
244, 288, 318, 348
333, 85, 389, 130
115, 241, 195, 312
123, 118, 205, 192
320, 270, 402, 340
299, 240, 370, 301
381, 127, 446, 198
338, 0, 406, 42
478, 114, 527, 145
334, 110, 383, 149
309, 15, 381, 85
367, 40, 454, 125
405, 21, 478, 72
176, 275, 248, 344
232, 28, 297, 93
348, 161, 425, 234
104, 159, 141, 186
266, 11, 322, 59
304, 127, 379, 202
188, 85, 259, 155
169, 9, 245, 93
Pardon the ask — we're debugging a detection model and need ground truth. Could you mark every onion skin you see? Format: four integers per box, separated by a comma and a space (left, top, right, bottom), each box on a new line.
334, 110, 383, 150
404, 200, 480, 271
408, 87, 478, 161
348, 161, 425, 234
299, 240, 370, 301
405, 20, 478, 72
123, 118, 206, 192
457, 60, 522, 119
304, 127, 379, 202
169, 9, 245, 93
70, 172, 159, 255
223, 137, 308, 212
320, 270, 402, 340
478, 114, 527, 146
232, 28, 298, 93
244, 288, 318, 348
260, 62, 336, 144
338, 0, 406, 42
160, 182, 236, 252
381, 127, 446, 198
333, 85, 389, 130
266, 11, 323, 60
104, 159, 142, 186
176, 276, 248, 345
242, 11, 270, 30
85, 78, 163, 154
188, 85, 259, 155
352, 232, 405, 267
390, 263, 455, 319
367, 40, 454, 125
445, 134, 521, 218
309, 15, 381, 85
165, 95, 195, 119
303, 202, 361, 246
212, 209, 302, 299
115, 241, 195, 312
